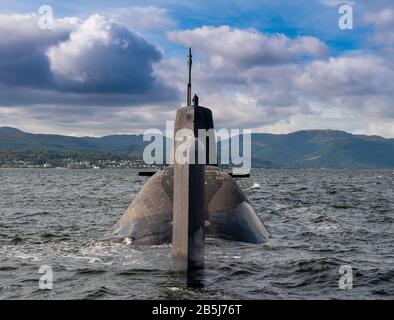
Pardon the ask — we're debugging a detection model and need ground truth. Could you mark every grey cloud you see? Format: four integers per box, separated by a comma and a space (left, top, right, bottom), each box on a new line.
0, 14, 75, 59
0, 14, 74, 88
159, 28, 394, 137
2, 11, 394, 138
291, 55, 394, 122
0, 14, 179, 106
0, 104, 177, 136
0, 83, 178, 108
47, 15, 162, 94
164, 25, 329, 127
363, 7, 394, 52
294, 55, 394, 97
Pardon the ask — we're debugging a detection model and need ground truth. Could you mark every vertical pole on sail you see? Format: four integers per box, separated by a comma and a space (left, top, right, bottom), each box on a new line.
187, 47, 192, 107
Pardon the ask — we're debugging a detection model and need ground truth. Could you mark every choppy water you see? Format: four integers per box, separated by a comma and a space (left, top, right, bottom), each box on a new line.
0, 168, 393, 299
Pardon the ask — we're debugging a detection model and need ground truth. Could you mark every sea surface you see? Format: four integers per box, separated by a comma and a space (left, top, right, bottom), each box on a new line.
0, 168, 393, 300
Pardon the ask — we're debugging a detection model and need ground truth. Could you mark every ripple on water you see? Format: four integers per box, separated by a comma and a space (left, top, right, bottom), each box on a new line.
0, 169, 393, 299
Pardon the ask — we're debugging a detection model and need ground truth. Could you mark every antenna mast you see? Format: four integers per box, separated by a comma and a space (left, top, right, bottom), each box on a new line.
187, 47, 192, 106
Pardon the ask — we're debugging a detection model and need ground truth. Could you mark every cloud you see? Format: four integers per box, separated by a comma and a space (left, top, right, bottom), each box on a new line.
0, 104, 177, 137
0, 14, 77, 58
2, 5, 394, 138
364, 7, 394, 27
363, 8, 394, 49
163, 24, 394, 138
291, 54, 394, 132
0, 14, 76, 88
105, 6, 175, 30
167, 26, 329, 71
47, 15, 162, 94
163, 26, 330, 129
294, 55, 394, 96
0, 13, 178, 105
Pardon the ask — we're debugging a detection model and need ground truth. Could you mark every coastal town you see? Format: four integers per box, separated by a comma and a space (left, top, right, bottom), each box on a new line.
0, 157, 161, 169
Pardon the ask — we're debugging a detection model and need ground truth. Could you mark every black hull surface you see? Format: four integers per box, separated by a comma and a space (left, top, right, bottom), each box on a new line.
113, 166, 270, 244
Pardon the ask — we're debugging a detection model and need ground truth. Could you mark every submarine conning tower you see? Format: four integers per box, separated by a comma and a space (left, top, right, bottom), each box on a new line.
172, 47, 216, 286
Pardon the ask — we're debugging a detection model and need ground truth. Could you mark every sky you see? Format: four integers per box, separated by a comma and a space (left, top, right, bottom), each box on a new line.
0, 0, 394, 137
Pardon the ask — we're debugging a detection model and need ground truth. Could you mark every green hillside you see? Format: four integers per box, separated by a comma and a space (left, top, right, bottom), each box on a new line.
1, 127, 394, 168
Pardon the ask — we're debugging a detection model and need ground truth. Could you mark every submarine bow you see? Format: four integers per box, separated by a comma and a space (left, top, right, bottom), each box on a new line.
114, 166, 270, 245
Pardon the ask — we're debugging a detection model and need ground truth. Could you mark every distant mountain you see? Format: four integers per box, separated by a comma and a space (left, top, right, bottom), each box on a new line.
0, 127, 148, 157
1, 127, 394, 168
249, 130, 394, 169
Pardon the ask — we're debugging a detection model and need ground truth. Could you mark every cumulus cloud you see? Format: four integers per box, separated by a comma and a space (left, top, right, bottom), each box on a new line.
162, 23, 394, 138
290, 54, 394, 134
0, 14, 76, 88
294, 55, 394, 96
167, 26, 329, 71
163, 26, 330, 130
47, 15, 162, 94
0, 14, 77, 58
2, 6, 394, 138
0, 13, 178, 105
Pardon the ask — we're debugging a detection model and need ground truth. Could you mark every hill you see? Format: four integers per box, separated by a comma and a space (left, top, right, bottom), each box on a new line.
1, 127, 394, 168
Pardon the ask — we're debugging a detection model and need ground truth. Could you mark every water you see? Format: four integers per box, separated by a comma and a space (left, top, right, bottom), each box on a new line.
0, 168, 393, 299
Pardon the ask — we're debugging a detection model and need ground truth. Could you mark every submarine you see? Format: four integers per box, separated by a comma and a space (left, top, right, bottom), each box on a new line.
113, 48, 270, 285
113, 48, 271, 287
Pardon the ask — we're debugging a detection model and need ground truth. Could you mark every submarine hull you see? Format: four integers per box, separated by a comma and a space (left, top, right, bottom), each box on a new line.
113, 166, 270, 245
